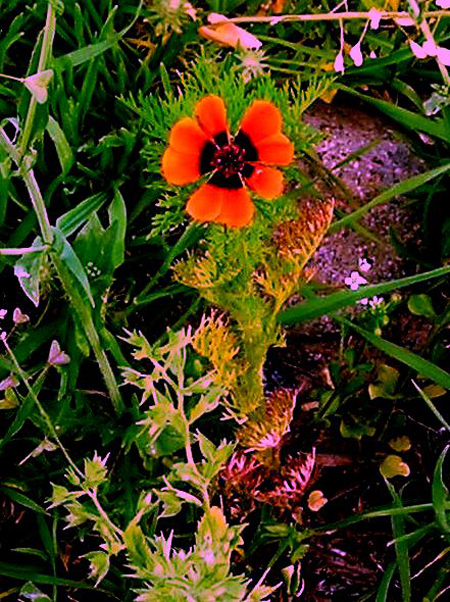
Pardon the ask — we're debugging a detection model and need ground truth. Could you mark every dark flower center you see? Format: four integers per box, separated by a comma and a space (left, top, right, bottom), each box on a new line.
212, 143, 246, 178
199, 130, 258, 189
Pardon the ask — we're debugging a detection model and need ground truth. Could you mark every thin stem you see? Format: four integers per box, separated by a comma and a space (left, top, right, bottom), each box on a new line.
1, 129, 53, 246
222, 10, 450, 25
19, 0, 56, 156
0, 245, 49, 255
2, 336, 84, 480
408, 0, 450, 86
51, 252, 125, 414
0, 73, 24, 82
88, 488, 124, 537
0, 129, 124, 415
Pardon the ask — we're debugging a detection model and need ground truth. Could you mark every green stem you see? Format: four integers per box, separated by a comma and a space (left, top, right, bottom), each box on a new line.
2, 337, 84, 480
0, 136, 124, 414
0, 128, 53, 245
408, 0, 450, 86
51, 253, 125, 414
19, 0, 56, 156
88, 488, 124, 537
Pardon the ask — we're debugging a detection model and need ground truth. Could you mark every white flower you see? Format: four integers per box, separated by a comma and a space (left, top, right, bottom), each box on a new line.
436, 0, 450, 8
345, 271, 368, 291
0, 309, 7, 319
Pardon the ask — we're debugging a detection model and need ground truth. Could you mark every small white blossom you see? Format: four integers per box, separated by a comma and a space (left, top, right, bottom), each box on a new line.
0, 310, 7, 319
345, 271, 368, 291
436, 0, 450, 8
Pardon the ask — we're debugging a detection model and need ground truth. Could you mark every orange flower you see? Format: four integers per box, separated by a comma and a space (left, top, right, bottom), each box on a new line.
161, 95, 294, 227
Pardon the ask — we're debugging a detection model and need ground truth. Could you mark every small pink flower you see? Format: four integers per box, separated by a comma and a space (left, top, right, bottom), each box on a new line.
409, 40, 427, 59
334, 51, 345, 73
349, 42, 363, 67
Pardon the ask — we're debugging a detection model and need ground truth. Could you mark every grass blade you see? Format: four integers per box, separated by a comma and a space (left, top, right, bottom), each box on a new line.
432, 445, 450, 533
376, 561, 396, 602
412, 380, 450, 432
0, 486, 49, 516
331, 162, 450, 231
56, 192, 108, 237
46, 116, 74, 175
278, 265, 450, 325
385, 480, 411, 602
337, 84, 449, 142
338, 318, 450, 389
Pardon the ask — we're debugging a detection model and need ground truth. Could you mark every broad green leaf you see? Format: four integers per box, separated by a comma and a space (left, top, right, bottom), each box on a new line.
278, 265, 450, 325
0, 370, 47, 450
19, 582, 51, 602
12, 548, 48, 561
46, 116, 74, 175
339, 318, 450, 390
52, 1, 143, 70
338, 84, 449, 142
0, 561, 104, 590
340, 418, 376, 440
83, 551, 110, 587
123, 523, 152, 570
369, 364, 399, 400
153, 490, 183, 518
380, 455, 410, 479
14, 237, 47, 307
51, 227, 94, 307
1, 487, 49, 515
408, 294, 436, 318
108, 189, 127, 269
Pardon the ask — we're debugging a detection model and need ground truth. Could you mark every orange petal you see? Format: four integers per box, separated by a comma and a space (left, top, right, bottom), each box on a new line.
239, 101, 282, 144
195, 95, 228, 138
169, 117, 209, 155
216, 187, 254, 228
186, 183, 223, 222
199, 23, 262, 50
246, 165, 284, 200
162, 147, 200, 185
256, 134, 294, 165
